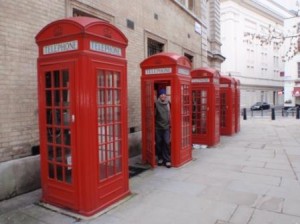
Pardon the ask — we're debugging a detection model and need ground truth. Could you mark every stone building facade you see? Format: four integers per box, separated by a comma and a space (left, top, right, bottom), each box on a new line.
0, 0, 223, 200
220, 0, 291, 108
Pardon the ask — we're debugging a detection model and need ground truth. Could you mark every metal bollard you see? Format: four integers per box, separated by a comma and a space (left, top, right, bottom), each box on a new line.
243, 108, 247, 120
282, 108, 284, 117
271, 108, 275, 120
297, 107, 300, 119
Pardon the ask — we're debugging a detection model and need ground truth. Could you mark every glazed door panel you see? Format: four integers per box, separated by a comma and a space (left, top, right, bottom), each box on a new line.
96, 68, 123, 180
40, 62, 77, 209
143, 80, 155, 167
93, 61, 129, 204
192, 88, 208, 138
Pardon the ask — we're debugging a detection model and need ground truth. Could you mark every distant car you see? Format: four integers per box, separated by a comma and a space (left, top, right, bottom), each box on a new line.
250, 102, 270, 110
285, 107, 297, 114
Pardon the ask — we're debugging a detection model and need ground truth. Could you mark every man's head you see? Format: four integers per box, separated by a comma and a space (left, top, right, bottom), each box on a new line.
158, 89, 167, 101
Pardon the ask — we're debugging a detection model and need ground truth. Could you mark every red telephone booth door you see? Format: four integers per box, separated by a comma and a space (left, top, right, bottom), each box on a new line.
192, 87, 209, 141
220, 76, 235, 136
141, 80, 156, 167
39, 62, 78, 209
92, 61, 129, 208
192, 86, 220, 146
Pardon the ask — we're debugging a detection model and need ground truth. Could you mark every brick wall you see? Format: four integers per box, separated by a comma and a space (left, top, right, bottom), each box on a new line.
0, 0, 65, 162
0, 0, 218, 161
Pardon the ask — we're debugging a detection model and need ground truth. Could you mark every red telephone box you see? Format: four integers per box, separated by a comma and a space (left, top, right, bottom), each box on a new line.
140, 53, 192, 168
220, 75, 235, 136
191, 68, 220, 147
35, 17, 129, 216
234, 78, 241, 133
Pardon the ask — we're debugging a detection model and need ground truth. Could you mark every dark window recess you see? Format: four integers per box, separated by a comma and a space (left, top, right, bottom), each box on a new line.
147, 38, 164, 57
184, 53, 193, 67
73, 8, 97, 18
188, 0, 194, 11
129, 127, 135, 133
127, 19, 134, 29
31, 145, 40, 155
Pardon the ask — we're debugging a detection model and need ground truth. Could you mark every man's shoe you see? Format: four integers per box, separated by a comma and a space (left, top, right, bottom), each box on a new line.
165, 161, 171, 168
157, 159, 164, 166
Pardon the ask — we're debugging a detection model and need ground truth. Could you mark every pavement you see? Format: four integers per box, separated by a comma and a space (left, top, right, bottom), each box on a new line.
0, 116, 300, 224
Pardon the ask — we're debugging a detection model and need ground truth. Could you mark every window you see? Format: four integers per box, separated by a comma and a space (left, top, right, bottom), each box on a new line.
188, 0, 194, 10
147, 38, 164, 57
97, 70, 122, 180
273, 56, 279, 68
73, 8, 97, 18
184, 53, 194, 68
67, 0, 114, 23
177, 0, 194, 11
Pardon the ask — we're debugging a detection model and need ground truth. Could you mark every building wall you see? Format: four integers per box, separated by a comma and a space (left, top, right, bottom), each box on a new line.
283, 16, 300, 107
0, 0, 222, 200
220, 0, 285, 108
0, 0, 65, 163
0, 0, 207, 162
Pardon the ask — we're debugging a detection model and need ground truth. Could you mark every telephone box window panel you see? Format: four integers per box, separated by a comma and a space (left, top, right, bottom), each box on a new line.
44, 69, 72, 184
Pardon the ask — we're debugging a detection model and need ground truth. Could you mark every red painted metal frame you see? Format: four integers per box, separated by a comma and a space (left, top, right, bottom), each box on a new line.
140, 53, 192, 168
220, 75, 236, 136
36, 17, 129, 216
191, 67, 220, 147
233, 78, 241, 133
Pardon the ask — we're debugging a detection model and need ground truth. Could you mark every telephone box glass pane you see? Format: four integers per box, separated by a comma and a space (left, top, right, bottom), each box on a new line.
115, 140, 121, 155
55, 128, 62, 143
65, 168, 72, 183
113, 72, 120, 87
48, 163, 54, 179
48, 145, 54, 161
62, 70, 69, 87
46, 91, 52, 106
62, 90, 69, 106
106, 72, 113, 87
97, 69, 122, 180
98, 72, 105, 86
65, 148, 71, 165
114, 124, 120, 138
107, 107, 113, 122
63, 110, 70, 126
57, 165, 63, 181
56, 147, 62, 162
44, 69, 72, 184
116, 158, 122, 173
63, 129, 71, 145
54, 90, 60, 106
107, 90, 113, 105
98, 90, 105, 105
114, 90, 120, 105
181, 84, 191, 148
114, 106, 120, 121
220, 93, 226, 127
54, 70, 60, 87
45, 72, 52, 88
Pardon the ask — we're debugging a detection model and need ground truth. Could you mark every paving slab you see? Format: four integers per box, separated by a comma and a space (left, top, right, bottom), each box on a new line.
0, 117, 300, 224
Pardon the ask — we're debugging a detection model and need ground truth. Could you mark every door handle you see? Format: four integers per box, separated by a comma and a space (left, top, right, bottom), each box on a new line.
71, 115, 75, 123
